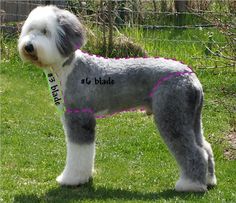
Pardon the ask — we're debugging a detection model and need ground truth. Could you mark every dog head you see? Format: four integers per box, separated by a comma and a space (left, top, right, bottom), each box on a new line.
18, 6, 86, 68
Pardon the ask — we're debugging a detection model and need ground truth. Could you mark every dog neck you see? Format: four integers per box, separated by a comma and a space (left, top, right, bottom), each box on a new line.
62, 53, 75, 67
43, 52, 76, 114
50, 52, 75, 77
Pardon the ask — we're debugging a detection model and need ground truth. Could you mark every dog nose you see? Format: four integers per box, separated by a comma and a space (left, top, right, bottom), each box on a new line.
24, 43, 34, 53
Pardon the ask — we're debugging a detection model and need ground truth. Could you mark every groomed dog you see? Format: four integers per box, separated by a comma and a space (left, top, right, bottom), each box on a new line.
18, 6, 217, 192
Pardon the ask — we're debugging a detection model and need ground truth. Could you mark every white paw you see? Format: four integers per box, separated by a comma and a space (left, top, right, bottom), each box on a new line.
207, 174, 217, 186
175, 177, 207, 192
56, 170, 91, 186
56, 142, 95, 186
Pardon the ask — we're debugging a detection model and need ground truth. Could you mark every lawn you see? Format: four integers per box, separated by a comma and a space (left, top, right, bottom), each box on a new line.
1, 26, 236, 203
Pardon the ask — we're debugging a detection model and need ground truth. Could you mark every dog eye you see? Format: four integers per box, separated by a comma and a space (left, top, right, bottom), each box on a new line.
42, 28, 48, 35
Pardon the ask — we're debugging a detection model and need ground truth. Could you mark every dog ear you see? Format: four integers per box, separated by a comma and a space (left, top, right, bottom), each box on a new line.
56, 9, 86, 57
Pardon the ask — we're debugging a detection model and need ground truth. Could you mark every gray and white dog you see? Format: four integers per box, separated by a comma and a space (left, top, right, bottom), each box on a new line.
18, 6, 217, 192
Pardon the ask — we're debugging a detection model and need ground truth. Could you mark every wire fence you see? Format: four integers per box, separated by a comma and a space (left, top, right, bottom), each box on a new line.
1, 0, 235, 69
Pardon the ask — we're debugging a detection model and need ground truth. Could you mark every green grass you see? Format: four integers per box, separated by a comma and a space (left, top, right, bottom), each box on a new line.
122, 28, 228, 65
1, 26, 236, 203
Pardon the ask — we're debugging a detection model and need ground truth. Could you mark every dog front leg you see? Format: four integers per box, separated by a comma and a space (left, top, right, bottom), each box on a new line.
56, 113, 96, 186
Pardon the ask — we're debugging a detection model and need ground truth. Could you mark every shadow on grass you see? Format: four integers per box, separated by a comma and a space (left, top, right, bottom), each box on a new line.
14, 181, 205, 202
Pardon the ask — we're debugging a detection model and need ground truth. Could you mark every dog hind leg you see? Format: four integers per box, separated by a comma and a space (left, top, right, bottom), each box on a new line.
193, 101, 217, 187
152, 84, 208, 192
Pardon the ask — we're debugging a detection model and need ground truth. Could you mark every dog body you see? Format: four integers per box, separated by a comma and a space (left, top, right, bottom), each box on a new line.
18, 6, 216, 192
62, 52, 193, 116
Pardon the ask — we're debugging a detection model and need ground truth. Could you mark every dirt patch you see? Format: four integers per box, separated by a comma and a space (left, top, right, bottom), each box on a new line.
224, 132, 236, 160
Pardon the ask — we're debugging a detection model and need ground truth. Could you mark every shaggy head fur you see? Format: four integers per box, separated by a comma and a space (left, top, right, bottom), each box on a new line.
18, 6, 85, 67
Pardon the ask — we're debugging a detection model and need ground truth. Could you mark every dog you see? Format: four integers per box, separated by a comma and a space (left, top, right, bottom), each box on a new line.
18, 6, 217, 192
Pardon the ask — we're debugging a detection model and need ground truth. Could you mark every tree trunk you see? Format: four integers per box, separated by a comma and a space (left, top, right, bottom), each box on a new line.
174, 0, 188, 12
108, 0, 113, 56
100, 0, 106, 56
160, 0, 167, 12
153, 0, 157, 12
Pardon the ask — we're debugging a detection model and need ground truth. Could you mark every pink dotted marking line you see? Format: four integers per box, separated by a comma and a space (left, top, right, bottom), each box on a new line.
81, 50, 190, 63
65, 107, 146, 119
149, 71, 194, 97
66, 108, 94, 114
95, 108, 146, 119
